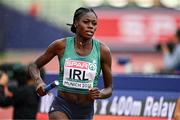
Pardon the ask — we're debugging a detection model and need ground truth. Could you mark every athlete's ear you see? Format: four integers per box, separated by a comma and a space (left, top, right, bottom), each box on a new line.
74, 21, 78, 28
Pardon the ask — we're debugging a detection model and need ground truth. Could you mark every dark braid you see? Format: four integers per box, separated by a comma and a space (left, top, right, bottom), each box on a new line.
0, 70, 4, 79
70, 7, 97, 33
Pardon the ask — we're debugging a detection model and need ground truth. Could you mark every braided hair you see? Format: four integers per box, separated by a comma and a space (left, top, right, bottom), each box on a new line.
0, 70, 3, 79
67, 7, 97, 33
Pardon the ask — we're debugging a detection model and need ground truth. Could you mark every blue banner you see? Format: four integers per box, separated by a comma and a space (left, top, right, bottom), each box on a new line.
39, 74, 180, 119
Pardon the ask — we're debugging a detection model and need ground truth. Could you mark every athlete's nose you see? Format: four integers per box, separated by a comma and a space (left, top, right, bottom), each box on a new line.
87, 22, 93, 29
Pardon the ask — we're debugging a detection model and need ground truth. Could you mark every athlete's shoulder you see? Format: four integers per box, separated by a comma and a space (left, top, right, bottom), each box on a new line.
99, 41, 111, 54
53, 38, 66, 45
46, 38, 66, 54
98, 41, 111, 63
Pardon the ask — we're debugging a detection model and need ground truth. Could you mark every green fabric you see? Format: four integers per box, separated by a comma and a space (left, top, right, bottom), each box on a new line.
58, 37, 101, 94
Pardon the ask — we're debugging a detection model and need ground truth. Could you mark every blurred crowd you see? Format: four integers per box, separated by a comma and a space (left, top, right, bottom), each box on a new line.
158, 28, 180, 75
117, 28, 180, 75
0, 63, 45, 119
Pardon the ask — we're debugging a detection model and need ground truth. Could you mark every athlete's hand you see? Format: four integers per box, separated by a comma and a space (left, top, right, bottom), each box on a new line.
36, 82, 46, 96
89, 88, 101, 99
0, 74, 8, 86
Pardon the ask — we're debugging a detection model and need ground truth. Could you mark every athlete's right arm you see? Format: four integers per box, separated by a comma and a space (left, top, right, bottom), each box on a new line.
28, 39, 65, 96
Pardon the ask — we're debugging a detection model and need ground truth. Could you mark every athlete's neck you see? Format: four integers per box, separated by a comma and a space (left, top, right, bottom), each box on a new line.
75, 37, 92, 46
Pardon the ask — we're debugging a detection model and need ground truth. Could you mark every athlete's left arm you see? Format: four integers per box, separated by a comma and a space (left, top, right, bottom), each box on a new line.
89, 43, 112, 99
99, 43, 112, 99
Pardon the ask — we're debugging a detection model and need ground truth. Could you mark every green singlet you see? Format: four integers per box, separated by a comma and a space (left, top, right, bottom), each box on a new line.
58, 37, 101, 94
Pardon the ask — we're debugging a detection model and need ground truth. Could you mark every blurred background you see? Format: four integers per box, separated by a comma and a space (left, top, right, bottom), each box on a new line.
0, 0, 180, 120
1, 0, 180, 74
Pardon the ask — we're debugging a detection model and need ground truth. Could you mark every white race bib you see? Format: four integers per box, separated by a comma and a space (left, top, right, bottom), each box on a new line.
63, 59, 97, 89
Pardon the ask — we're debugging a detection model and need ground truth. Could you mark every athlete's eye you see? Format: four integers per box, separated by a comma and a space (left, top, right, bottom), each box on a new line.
83, 21, 89, 24
92, 22, 97, 26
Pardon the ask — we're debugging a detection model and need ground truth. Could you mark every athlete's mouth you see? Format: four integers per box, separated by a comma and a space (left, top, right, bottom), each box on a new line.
86, 31, 94, 36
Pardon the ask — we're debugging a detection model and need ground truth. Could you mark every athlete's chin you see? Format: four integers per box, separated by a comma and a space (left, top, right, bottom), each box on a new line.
84, 35, 94, 39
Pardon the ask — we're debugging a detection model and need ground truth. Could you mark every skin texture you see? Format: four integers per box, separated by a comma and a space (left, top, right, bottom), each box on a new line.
0, 73, 9, 86
0, 72, 13, 97
28, 11, 112, 120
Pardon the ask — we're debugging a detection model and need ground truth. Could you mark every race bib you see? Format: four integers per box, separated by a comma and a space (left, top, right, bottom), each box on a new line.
63, 59, 97, 89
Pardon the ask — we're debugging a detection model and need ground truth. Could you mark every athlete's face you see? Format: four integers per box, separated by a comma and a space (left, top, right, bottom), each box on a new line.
76, 12, 97, 39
